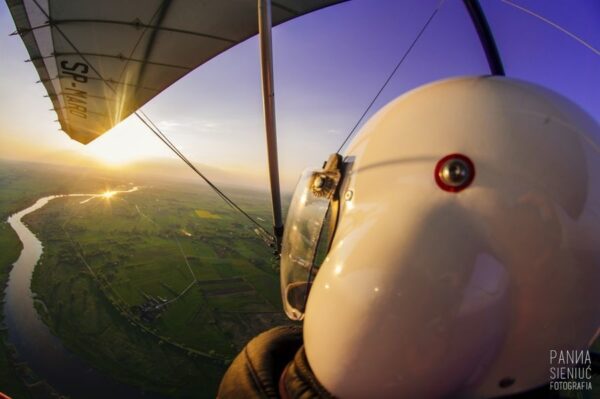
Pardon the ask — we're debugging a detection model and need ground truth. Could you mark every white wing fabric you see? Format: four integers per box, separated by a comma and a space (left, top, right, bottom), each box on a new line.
6, 0, 343, 143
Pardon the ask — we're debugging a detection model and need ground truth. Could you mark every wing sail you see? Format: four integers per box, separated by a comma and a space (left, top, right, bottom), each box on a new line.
7, 0, 344, 144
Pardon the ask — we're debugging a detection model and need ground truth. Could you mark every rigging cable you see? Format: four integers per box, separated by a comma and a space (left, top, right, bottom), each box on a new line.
29, 0, 275, 245
501, 0, 600, 56
336, 0, 446, 153
135, 111, 274, 239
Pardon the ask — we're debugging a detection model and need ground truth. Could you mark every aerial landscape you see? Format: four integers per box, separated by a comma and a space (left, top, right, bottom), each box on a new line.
1, 0, 599, 398
0, 159, 289, 397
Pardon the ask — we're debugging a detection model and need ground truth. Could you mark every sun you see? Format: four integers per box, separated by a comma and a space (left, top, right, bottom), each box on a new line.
85, 139, 140, 167
81, 118, 170, 167
102, 191, 116, 199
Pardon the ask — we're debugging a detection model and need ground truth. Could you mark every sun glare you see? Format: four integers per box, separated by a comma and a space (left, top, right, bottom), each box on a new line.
81, 118, 170, 167
102, 191, 116, 199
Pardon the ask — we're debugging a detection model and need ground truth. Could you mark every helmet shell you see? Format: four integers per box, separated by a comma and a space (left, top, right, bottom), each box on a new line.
303, 76, 600, 398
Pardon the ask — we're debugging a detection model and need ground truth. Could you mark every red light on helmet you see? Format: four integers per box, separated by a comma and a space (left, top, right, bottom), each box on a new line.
435, 154, 475, 193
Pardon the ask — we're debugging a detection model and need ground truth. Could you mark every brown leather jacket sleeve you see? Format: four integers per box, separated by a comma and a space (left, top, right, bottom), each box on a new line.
279, 347, 334, 399
217, 325, 563, 399
217, 325, 303, 399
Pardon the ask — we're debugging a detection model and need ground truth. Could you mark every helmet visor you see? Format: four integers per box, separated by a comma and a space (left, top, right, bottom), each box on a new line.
281, 167, 341, 320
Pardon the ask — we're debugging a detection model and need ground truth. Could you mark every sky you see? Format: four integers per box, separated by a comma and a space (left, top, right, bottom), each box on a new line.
0, 0, 599, 191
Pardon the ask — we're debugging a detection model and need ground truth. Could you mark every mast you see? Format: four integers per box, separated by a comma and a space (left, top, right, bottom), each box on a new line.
463, 0, 505, 75
258, 0, 284, 253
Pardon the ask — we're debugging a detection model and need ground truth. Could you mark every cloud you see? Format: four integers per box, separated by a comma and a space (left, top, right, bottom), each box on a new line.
202, 121, 218, 129
157, 118, 225, 135
157, 120, 185, 130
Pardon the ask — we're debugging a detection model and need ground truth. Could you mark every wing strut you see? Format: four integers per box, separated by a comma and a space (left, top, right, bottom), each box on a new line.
463, 0, 505, 76
258, 0, 284, 254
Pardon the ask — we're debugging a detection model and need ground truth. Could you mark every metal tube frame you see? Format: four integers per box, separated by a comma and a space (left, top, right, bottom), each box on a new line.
463, 0, 505, 76
258, 0, 284, 253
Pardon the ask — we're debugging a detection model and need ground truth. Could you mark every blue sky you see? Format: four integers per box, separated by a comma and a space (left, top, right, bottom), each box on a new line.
0, 0, 598, 190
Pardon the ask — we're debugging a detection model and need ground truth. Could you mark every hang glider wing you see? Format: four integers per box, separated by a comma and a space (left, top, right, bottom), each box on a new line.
7, 0, 344, 144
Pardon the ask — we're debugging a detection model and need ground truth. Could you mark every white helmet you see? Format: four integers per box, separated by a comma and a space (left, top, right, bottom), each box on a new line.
280, 76, 600, 398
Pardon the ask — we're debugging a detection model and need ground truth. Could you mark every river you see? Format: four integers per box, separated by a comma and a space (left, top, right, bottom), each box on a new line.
2, 188, 164, 398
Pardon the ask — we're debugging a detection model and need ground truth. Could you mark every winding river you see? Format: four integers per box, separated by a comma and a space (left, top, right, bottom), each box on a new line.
3, 188, 163, 398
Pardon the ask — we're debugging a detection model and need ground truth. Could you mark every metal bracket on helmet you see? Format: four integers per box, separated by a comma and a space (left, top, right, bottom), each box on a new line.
310, 153, 343, 199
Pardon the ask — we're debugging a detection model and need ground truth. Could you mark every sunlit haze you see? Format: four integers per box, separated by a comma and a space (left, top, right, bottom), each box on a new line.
1, 0, 599, 191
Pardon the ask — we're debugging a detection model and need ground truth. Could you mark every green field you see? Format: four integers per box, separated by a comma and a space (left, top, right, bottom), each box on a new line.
18, 165, 287, 397
0, 159, 130, 398
0, 160, 128, 221
0, 159, 291, 397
